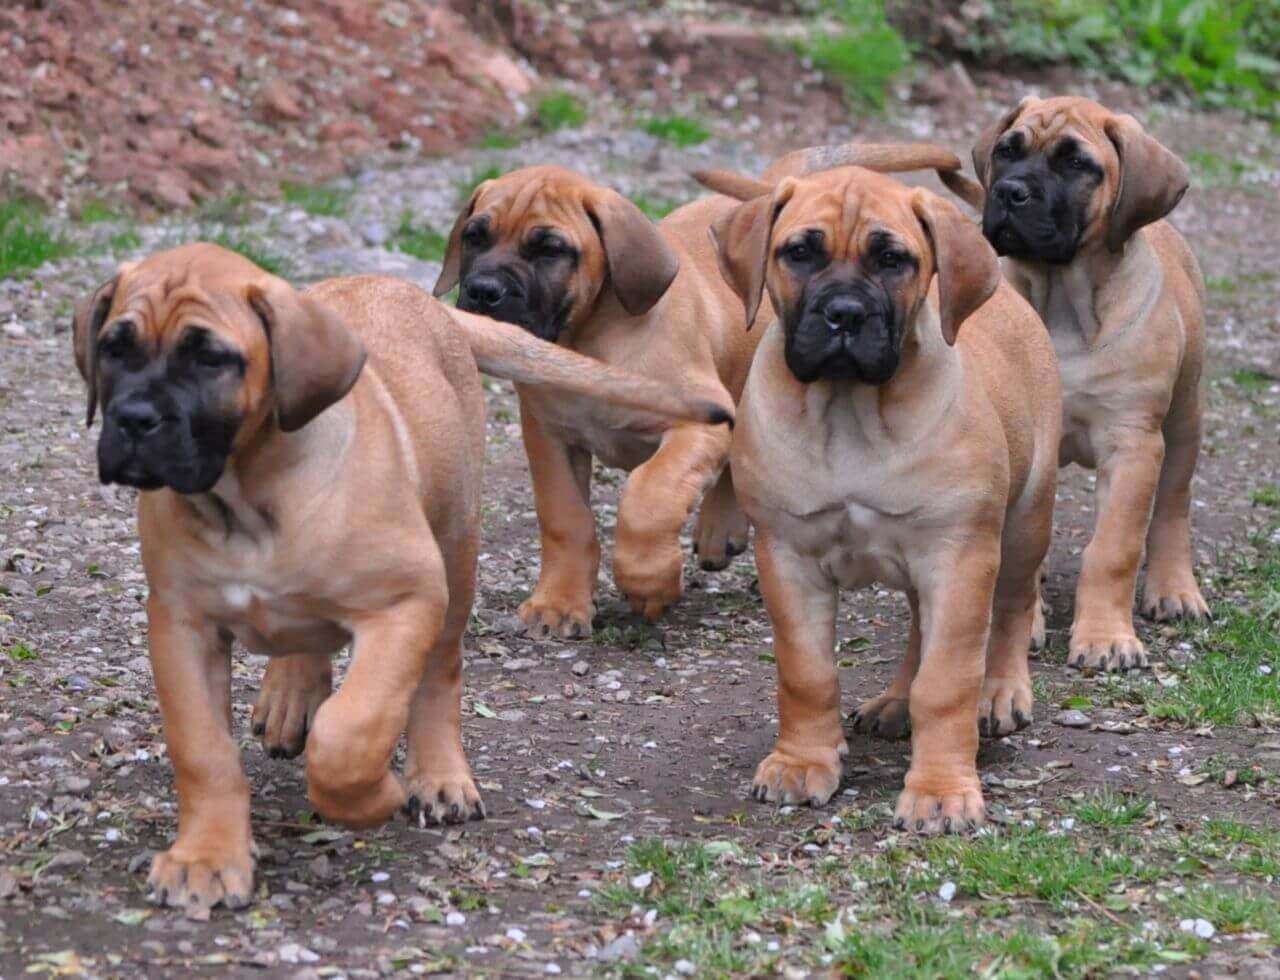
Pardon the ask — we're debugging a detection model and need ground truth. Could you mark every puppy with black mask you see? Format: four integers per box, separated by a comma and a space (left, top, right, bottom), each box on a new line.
972, 95, 1209, 674
703, 164, 1061, 829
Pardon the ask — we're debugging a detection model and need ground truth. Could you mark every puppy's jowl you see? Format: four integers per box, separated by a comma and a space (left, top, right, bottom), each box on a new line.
709, 166, 1061, 832
73, 244, 726, 915
975, 96, 1209, 672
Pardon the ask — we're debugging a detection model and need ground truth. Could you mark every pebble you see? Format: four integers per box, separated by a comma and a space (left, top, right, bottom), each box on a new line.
545, 965, 561, 975
598, 933, 640, 962
505, 927, 526, 943
571, 661, 590, 676
277, 943, 320, 964
675, 959, 697, 975
446, 911, 467, 927
1179, 918, 1216, 939
1054, 710, 1092, 728
938, 881, 957, 902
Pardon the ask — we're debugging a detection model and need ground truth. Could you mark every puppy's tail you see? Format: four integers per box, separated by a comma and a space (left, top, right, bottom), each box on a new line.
451, 309, 734, 432
694, 142, 987, 210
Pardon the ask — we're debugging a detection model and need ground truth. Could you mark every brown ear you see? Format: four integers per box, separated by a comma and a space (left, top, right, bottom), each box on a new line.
433, 181, 492, 298
584, 189, 680, 316
972, 96, 1037, 187
707, 179, 796, 329
72, 272, 124, 427
1103, 113, 1189, 253
247, 280, 367, 432
912, 189, 1000, 345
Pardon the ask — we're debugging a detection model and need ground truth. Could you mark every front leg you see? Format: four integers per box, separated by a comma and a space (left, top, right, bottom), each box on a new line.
750, 530, 846, 807
614, 420, 732, 621
517, 398, 600, 638
146, 596, 254, 916
1071, 431, 1164, 671
305, 587, 448, 828
895, 543, 999, 835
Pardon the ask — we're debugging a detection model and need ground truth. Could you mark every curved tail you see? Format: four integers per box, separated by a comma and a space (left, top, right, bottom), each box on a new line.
450, 309, 733, 432
693, 141, 986, 209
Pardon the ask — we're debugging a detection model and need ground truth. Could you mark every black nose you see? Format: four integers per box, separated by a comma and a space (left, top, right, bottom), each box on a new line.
112, 400, 163, 441
463, 275, 507, 309
994, 177, 1031, 209
823, 295, 868, 332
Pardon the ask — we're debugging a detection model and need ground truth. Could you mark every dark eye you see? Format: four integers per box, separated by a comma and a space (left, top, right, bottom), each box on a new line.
879, 249, 906, 270
461, 224, 487, 248
536, 236, 570, 256
994, 143, 1017, 160
191, 347, 240, 370
784, 242, 812, 263
1070, 154, 1090, 170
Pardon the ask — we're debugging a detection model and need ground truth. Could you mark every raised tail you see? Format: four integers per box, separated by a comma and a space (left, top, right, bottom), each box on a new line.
693, 141, 987, 209
449, 308, 734, 432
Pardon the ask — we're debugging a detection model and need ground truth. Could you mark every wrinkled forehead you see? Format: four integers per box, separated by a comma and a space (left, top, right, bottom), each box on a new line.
775, 169, 926, 254
1011, 98, 1109, 154
112, 250, 261, 346
475, 170, 594, 237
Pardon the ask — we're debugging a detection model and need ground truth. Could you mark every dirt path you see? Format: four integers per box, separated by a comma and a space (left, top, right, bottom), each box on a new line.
1, 86, 1278, 978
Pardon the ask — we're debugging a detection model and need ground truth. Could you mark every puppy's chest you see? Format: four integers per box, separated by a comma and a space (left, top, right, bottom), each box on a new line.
771, 497, 912, 592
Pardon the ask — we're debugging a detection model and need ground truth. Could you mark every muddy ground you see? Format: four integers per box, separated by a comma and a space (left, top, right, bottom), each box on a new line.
1, 75, 1279, 979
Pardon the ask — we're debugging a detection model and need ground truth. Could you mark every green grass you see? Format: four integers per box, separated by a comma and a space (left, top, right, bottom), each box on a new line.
801, 0, 911, 110
281, 181, 352, 218
1230, 367, 1276, 392
75, 199, 128, 224
1171, 884, 1280, 939
1070, 789, 1152, 829
641, 114, 710, 147
0, 200, 74, 277
7, 642, 38, 661
534, 90, 587, 131
110, 227, 143, 255
629, 194, 681, 221
917, 0, 1280, 120
479, 129, 520, 149
1254, 486, 1280, 508
207, 232, 290, 278
457, 165, 505, 205
389, 210, 447, 263
1145, 548, 1280, 726
198, 191, 251, 225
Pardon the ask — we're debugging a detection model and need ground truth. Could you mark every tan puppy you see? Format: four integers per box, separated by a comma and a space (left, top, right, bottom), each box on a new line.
432, 146, 974, 636
707, 167, 1060, 831
72, 243, 729, 914
973, 96, 1208, 671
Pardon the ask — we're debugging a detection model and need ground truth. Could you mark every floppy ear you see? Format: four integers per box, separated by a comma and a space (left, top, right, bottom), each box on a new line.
433, 181, 492, 298
912, 189, 1000, 345
1103, 113, 1189, 253
971, 96, 1037, 187
584, 189, 680, 316
707, 179, 796, 329
247, 280, 367, 433
72, 272, 124, 428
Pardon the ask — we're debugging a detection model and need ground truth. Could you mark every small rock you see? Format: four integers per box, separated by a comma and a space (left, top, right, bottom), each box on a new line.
1179, 918, 1215, 939
64, 674, 94, 692
502, 658, 537, 671
598, 933, 640, 963
630, 871, 652, 891
46, 850, 87, 870
675, 959, 696, 975
0, 868, 18, 898
278, 943, 320, 964
1054, 710, 1091, 728
938, 881, 957, 902
571, 661, 589, 676
505, 926, 526, 943
446, 910, 466, 926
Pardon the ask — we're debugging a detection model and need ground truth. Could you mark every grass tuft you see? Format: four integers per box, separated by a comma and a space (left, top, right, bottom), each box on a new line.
207, 232, 290, 278
0, 200, 74, 278
390, 210, 448, 263
457, 165, 505, 205
535, 90, 587, 131
281, 181, 352, 218
641, 114, 710, 147
801, 0, 911, 110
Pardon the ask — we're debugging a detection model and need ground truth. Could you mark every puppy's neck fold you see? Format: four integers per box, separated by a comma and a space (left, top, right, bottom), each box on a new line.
1005, 232, 1161, 347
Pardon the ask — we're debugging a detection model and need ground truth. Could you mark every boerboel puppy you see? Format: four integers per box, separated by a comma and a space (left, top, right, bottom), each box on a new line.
706, 167, 1060, 830
974, 96, 1208, 671
72, 243, 729, 915
432, 146, 974, 636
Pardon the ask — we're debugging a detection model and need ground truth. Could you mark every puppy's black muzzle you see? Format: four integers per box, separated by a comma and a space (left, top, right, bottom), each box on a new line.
97, 386, 233, 495
982, 166, 1081, 265
457, 265, 567, 342
785, 283, 899, 385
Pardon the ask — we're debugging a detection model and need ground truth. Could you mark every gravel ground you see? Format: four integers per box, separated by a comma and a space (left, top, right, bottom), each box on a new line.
1, 86, 1278, 978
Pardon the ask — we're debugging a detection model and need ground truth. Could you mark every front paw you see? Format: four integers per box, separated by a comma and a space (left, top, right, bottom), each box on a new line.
403, 764, 487, 827
979, 675, 1033, 737
893, 771, 984, 835
851, 692, 910, 740
1141, 579, 1211, 623
518, 589, 595, 639
252, 656, 332, 759
750, 746, 842, 807
1068, 627, 1147, 672
613, 536, 684, 622
148, 842, 254, 918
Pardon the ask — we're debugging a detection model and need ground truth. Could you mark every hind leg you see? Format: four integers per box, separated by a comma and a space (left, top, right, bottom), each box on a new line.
1142, 391, 1210, 622
851, 592, 918, 741
693, 465, 751, 571
252, 654, 333, 759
